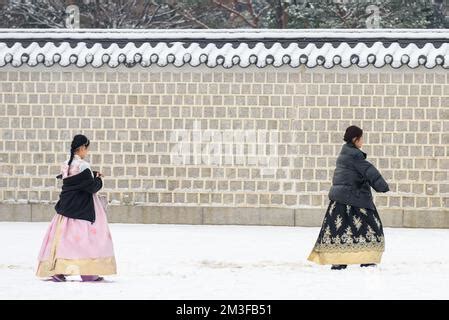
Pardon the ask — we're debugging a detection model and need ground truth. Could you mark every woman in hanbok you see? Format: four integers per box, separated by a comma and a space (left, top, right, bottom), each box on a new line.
308, 125, 390, 270
36, 134, 116, 281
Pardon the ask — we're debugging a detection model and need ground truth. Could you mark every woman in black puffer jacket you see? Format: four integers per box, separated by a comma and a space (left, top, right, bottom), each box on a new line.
308, 125, 390, 270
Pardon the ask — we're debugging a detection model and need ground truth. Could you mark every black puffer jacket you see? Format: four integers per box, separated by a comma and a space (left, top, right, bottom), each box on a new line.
328, 141, 389, 210
54, 168, 102, 223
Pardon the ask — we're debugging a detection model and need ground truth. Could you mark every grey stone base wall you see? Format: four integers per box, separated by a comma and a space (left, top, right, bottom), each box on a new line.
1, 203, 448, 228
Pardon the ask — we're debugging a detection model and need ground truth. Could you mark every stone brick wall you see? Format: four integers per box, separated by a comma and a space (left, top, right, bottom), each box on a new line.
0, 64, 448, 227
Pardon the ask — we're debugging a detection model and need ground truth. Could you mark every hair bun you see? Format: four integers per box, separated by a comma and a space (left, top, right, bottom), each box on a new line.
343, 125, 363, 142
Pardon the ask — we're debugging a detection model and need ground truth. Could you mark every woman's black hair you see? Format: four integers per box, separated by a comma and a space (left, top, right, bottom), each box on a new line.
67, 134, 90, 176
343, 125, 363, 143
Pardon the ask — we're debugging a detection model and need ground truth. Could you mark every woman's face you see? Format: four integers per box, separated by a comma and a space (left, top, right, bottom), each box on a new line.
76, 144, 89, 159
353, 136, 363, 148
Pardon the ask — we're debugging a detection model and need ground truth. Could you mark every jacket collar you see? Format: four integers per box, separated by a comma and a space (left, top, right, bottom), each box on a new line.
74, 154, 82, 160
341, 141, 367, 159
61, 167, 93, 186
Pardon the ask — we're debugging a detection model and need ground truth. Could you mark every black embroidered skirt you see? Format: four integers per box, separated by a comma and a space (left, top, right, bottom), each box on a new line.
308, 199, 385, 265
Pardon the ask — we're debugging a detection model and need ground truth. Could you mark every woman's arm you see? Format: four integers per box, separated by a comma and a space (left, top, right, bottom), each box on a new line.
80, 169, 103, 194
353, 154, 389, 193
79, 162, 104, 192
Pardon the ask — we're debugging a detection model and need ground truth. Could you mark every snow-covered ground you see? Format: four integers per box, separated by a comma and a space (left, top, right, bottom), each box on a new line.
0, 222, 448, 300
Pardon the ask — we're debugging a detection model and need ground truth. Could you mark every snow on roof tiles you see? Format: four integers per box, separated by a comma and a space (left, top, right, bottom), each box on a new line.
0, 28, 448, 69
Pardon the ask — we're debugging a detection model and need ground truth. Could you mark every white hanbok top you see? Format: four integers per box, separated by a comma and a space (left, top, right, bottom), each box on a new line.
64, 154, 94, 178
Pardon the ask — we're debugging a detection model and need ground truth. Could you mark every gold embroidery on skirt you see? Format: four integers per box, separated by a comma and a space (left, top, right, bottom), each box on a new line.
374, 216, 382, 229
352, 215, 362, 230
312, 237, 385, 253
340, 226, 354, 244
334, 215, 343, 231
309, 234, 385, 265
322, 225, 332, 244
36, 257, 117, 277
366, 225, 377, 242
329, 201, 337, 216
48, 214, 64, 271
308, 250, 383, 265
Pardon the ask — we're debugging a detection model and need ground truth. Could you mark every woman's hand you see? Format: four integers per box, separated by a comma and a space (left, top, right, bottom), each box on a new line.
96, 172, 104, 178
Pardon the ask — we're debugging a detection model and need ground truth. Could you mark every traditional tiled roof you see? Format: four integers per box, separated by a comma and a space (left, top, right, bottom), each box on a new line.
0, 28, 448, 69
